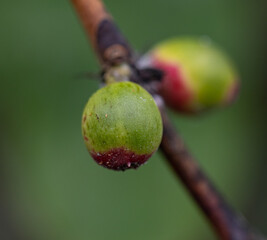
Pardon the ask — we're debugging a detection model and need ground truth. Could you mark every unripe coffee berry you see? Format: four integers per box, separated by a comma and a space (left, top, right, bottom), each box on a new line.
147, 37, 239, 114
82, 81, 163, 171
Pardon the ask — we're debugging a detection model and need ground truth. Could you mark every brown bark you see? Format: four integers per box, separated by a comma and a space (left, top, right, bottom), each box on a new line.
159, 107, 265, 240
71, 0, 132, 65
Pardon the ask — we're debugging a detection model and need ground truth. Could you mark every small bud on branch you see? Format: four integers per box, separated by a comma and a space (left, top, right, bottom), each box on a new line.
71, 0, 266, 239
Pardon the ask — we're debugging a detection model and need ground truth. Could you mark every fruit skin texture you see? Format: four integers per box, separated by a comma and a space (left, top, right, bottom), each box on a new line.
82, 81, 163, 171
149, 37, 239, 113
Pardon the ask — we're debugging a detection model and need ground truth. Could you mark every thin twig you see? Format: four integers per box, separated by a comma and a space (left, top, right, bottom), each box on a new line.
71, 0, 266, 239
159, 107, 265, 240
71, 0, 132, 65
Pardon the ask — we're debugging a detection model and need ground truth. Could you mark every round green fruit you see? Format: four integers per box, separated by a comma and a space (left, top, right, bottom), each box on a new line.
82, 81, 163, 171
148, 37, 239, 114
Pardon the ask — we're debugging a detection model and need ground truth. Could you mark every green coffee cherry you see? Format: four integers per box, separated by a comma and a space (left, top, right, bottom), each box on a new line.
147, 37, 239, 113
82, 81, 163, 171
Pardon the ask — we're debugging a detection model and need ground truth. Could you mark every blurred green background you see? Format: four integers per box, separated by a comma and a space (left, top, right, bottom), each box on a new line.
0, 0, 266, 239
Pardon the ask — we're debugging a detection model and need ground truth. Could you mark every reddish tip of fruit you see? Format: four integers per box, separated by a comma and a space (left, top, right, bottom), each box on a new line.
91, 148, 152, 171
153, 59, 193, 113
225, 80, 240, 104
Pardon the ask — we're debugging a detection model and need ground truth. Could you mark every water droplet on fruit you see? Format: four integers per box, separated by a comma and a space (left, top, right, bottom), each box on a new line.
139, 96, 147, 102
